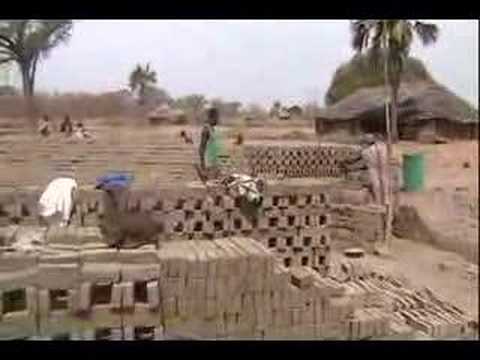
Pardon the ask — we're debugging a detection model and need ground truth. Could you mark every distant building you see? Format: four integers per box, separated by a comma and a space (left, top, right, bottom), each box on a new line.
148, 104, 187, 125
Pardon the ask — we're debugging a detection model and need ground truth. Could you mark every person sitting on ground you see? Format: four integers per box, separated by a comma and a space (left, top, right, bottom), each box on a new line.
180, 129, 194, 144
38, 114, 52, 137
74, 121, 93, 140
59, 114, 73, 137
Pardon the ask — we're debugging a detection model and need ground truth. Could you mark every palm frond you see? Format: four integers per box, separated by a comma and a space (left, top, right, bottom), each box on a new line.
351, 20, 376, 52
413, 21, 439, 46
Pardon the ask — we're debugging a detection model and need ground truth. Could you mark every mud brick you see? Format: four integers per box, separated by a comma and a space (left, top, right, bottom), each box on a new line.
347, 316, 361, 340
120, 263, 160, 283
289, 307, 303, 326
223, 195, 235, 211
302, 301, 315, 325
313, 277, 344, 298
215, 276, 229, 311
162, 297, 177, 319
215, 314, 227, 337
203, 246, 219, 298
77, 282, 91, 312
229, 239, 264, 291
189, 241, 209, 279
272, 264, 289, 291
37, 263, 80, 290
0, 286, 37, 339
285, 284, 304, 308
205, 297, 217, 319
269, 289, 283, 311
314, 298, 325, 324
176, 297, 187, 318
290, 266, 314, 289
162, 277, 183, 299
212, 239, 237, 279
224, 312, 238, 335
230, 213, 254, 232
146, 281, 160, 310
120, 281, 134, 310
168, 243, 190, 278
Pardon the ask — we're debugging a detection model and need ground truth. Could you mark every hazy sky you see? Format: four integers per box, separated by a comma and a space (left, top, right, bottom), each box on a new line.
35, 20, 478, 107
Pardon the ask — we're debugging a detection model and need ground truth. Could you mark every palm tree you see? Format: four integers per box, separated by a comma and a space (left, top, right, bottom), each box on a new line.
350, 20, 438, 252
0, 20, 73, 99
128, 63, 158, 105
351, 20, 439, 142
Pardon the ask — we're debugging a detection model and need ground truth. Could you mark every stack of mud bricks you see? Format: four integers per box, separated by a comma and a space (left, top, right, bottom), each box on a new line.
0, 236, 391, 340
0, 240, 162, 340
0, 251, 38, 339
354, 275, 472, 339
243, 144, 360, 179
0, 179, 385, 256
253, 183, 334, 276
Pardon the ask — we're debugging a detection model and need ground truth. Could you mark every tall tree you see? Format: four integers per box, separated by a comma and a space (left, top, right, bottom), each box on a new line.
0, 20, 73, 99
350, 20, 438, 251
351, 20, 439, 142
128, 63, 158, 105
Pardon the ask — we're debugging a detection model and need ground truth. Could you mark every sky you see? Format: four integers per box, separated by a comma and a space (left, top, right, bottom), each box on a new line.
30, 19, 479, 108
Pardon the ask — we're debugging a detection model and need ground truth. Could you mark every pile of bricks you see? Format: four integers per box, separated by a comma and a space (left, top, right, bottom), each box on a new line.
1, 237, 376, 340
1, 236, 475, 340
0, 180, 383, 256
327, 260, 473, 340
243, 144, 360, 179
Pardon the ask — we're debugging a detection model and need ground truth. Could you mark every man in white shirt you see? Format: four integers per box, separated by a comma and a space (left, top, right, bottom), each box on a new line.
38, 177, 78, 228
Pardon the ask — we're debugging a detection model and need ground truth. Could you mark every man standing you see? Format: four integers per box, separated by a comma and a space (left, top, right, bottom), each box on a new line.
198, 106, 223, 178
344, 134, 390, 206
360, 134, 390, 206
344, 133, 392, 253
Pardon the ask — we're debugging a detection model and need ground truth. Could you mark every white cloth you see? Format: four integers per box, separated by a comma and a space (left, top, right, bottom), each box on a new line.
38, 177, 78, 226
224, 173, 263, 203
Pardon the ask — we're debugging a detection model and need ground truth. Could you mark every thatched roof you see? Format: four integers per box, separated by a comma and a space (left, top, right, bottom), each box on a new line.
148, 104, 185, 119
325, 52, 434, 106
317, 82, 478, 125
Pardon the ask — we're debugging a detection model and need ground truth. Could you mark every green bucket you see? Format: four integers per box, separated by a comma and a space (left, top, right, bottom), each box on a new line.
403, 152, 425, 192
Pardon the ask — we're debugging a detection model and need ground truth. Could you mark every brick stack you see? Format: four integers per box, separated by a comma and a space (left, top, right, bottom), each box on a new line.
243, 144, 360, 179
0, 237, 475, 340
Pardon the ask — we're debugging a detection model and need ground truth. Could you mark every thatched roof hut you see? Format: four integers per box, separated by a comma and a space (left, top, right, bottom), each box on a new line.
315, 82, 478, 142
148, 104, 187, 125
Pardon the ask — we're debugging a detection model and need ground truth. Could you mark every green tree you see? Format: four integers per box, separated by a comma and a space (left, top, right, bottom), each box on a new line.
0, 20, 73, 99
350, 20, 439, 142
174, 94, 207, 123
128, 63, 158, 105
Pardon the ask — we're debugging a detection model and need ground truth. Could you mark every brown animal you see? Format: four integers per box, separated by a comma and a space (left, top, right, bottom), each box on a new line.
99, 187, 165, 249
